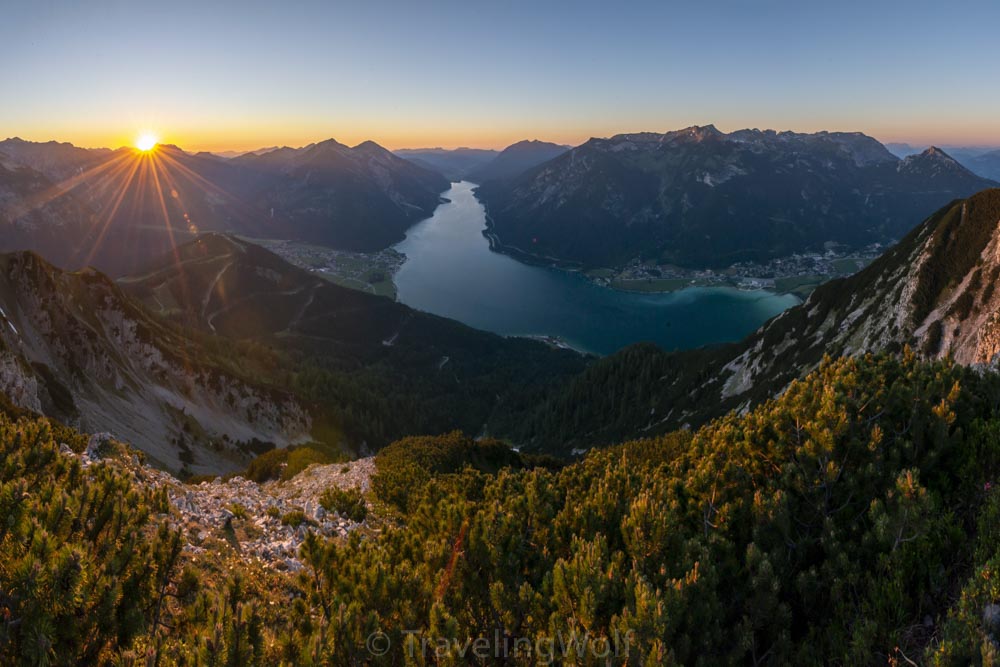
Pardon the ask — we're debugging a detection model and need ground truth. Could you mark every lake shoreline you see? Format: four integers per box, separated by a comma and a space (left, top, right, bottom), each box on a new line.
474, 190, 878, 300
481, 222, 813, 299
392, 181, 801, 356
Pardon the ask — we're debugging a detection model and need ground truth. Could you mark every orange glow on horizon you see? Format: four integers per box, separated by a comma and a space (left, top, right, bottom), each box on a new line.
7, 119, 1000, 155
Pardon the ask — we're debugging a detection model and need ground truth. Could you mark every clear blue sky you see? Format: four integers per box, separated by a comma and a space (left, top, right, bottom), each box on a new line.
2, 0, 999, 150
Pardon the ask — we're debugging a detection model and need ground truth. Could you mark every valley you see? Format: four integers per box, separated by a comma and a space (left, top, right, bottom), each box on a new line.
393, 182, 800, 355
9, 2, 1000, 663
5, 136, 1000, 666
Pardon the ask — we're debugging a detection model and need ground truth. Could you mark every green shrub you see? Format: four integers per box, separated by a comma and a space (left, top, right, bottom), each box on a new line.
237, 445, 334, 483
319, 487, 368, 522
372, 431, 529, 512
281, 447, 331, 480
280, 510, 309, 528
236, 447, 289, 483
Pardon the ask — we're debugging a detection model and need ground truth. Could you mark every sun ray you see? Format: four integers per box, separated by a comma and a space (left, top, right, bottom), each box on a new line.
12, 136, 263, 288
79, 155, 144, 268
155, 150, 237, 202
17, 151, 134, 217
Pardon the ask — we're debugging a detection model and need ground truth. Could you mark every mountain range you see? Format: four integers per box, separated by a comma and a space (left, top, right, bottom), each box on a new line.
465, 140, 569, 184
476, 126, 997, 269
395, 140, 569, 184
0, 137, 449, 276
7, 130, 1000, 468
392, 147, 498, 181
9, 183, 1000, 471
887, 142, 1000, 180
964, 149, 1000, 181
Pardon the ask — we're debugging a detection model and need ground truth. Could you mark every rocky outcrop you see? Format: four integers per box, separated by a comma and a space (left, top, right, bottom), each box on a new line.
76, 440, 374, 570
0, 349, 41, 412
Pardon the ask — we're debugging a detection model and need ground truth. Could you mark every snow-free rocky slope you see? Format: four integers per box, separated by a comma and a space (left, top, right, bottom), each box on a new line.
476, 126, 997, 268
716, 188, 1000, 397
0, 250, 309, 473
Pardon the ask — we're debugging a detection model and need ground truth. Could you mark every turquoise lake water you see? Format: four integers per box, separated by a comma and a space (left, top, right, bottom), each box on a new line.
394, 182, 800, 356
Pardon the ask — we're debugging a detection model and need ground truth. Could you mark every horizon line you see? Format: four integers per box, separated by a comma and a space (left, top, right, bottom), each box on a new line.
5, 129, 1000, 156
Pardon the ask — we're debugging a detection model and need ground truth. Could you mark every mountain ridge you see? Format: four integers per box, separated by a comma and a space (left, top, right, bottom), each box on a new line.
394, 147, 499, 181
0, 248, 310, 473
466, 139, 570, 184
475, 127, 997, 269
0, 137, 449, 275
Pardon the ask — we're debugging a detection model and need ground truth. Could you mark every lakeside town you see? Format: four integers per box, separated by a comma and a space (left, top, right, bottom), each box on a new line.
245, 238, 405, 299
245, 235, 886, 306
586, 242, 889, 298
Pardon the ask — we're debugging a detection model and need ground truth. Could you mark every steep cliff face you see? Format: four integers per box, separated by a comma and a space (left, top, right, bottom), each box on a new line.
0, 344, 42, 413
0, 251, 311, 474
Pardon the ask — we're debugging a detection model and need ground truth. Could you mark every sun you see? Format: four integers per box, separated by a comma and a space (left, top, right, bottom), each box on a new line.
135, 133, 158, 151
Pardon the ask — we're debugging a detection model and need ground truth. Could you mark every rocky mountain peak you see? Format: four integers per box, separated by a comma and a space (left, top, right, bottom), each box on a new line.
307, 138, 351, 158
683, 124, 723, 140
353, 139, 388, 153
899, 146, 969, 175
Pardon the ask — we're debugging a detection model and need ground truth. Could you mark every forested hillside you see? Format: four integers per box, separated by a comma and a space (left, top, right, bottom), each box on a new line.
5, 353, 1000, 664
120, 233, 588, 456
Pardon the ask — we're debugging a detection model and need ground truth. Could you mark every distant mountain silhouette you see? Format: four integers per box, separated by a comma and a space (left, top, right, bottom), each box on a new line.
394, 147, 498, 181
466, 140, 569, 184
0, 138, 448, 275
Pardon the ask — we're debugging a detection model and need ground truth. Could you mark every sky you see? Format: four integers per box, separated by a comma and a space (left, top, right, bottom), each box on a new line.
2, 0, 999, 152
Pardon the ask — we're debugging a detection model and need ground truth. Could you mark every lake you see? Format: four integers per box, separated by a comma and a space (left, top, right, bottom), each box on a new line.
393, 182, 800, 356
